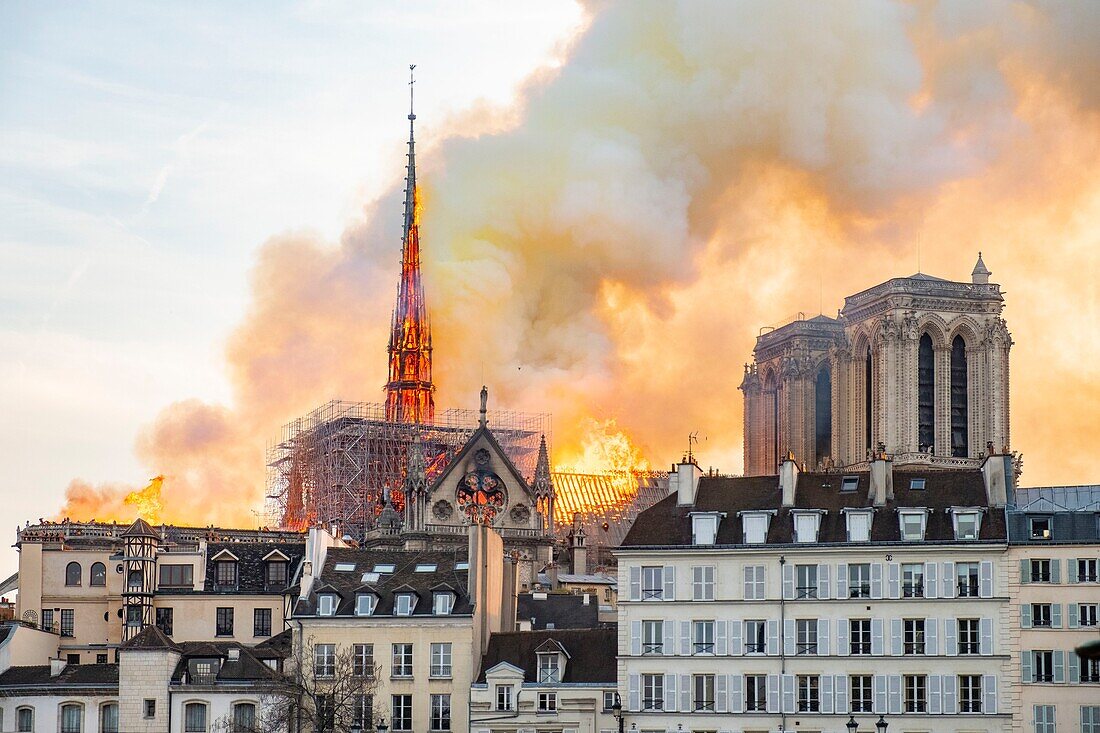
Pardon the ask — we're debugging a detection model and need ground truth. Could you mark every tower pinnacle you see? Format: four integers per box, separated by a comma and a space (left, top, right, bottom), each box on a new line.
385, 65, 435, 424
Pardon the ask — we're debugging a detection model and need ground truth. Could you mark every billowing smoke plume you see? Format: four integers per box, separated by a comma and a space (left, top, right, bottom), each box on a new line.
60, 0, 1100, 524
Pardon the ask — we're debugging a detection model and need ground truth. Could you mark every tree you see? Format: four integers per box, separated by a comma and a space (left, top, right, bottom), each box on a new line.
214, 634, 382, 733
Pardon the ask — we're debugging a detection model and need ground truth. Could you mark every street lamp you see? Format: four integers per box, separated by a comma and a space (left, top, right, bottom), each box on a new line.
876, 716, 888, 733
846, 716, 858, 733
611, 692, 624, 733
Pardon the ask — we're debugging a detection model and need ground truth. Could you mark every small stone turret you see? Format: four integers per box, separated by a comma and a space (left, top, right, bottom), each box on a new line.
972, 252, 991, 284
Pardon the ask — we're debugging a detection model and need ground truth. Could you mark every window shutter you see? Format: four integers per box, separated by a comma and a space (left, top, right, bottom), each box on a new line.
873, 674, 887, 714
818, 618, 830, 656
1051, 561, 1061, 584
1069, 603, 1079, 629
664, 674, 677, 712
730, 674, 744, 713
743, 567, 752, 599
1068, 652, 1079, 684
783, 619, 795, 656
889, 618, 902, 656
663, 566, 676, 600
942, 674, 957, 714
983, 675, 997, 715
1068, 558, 1079, 583
836, 564, 849, 599
662, 620, 673, 656
1021, 651, 1033, 683
871, 562, 883, 599
680, 674, 690, 713
944, 618, 958, 656
833, 675, 848, 714
714, 674, 727, 713
716, 618, 728, 655
928, 675, 942, 714
979, 618, 993, 655
1021, 604, 1032, 629
942, 561, 956, 598
680, 621, 691, 656
766, 620, 779, 655
1019, 559, 1030, 584
1052, 604, 1063, 629
630, 620, 642, 656
926, 617, 939, 655
836, 618, 849, 656
1053, 650, 1066, 683
887, 562, 900, 599
924, 561, 939, 599
780, 674, 795, 714
628, 674, 640, 711
979, 560, 994, 598
729, 619, 743, 655
766, 674, 780, 713
782, 563, 795, 600
821, 674, 834, 713
887, 675, 902, 714
818, 563, 831, 600
629, 566, 641, 601
871, 618, 884, 656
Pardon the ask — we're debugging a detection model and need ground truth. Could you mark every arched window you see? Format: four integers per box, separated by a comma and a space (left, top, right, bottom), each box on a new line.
16, 706, 33, 733
814, 365, 832, 465
59, 703, 83, 733
232, 702, 257, 733
184, 702, 208, 733
951, 335, 969, 457
90, 562, 107, 587
918, 333, 935, 452
763, 372, 779, 471
864, 347, 874, 454
65, 562, 81, 587
127, 569, 143, 590
100, 703, 119, 733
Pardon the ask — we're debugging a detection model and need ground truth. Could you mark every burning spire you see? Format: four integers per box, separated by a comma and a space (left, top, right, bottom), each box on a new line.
385, 64, 435, 424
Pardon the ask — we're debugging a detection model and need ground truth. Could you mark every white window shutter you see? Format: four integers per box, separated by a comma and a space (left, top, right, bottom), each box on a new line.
833, 675, 848, 713
1069, 603, 1080, 629
887, 675, 902, 714
780, 674, 795, 714
663, 566, 676, 600
871, 562, 883, 599
817, 563, 831, 600
729, 619, 743, 655
1069, 651, 1080, 683
1068, 558, 1079, 583
1020, 651, 1033, 683
871, 618, 884, 656
836, 618, 849, 656
680, 673, 690, 712
716, 618, 728, 655
979, 560, 994, 597
662, 620, 672, 656
944, 618, 958, 656
1021, 603, 1033, 628
630, 620, 642, 656
730, 674, 744, 713
924, 561, 939, 599
664, 673, 677, 712
942, 674, 957, 713
1051, 560, 1062, 584
629, 566, 641, 601
836, 564, 849, 598
714, 673, 727, 713
873, 675, 887, 714
629, 674, 640, 711
887, 562, 900, 599
766, 620, 779, 655
783, 619, 796, 656
743, 567, 752, 599
821, 674, 834, 713
766, 674, 780, 713
928, 675, 942, 714
889, 618, 902, 656
979, 617, 993, 654
926, 617, 939, 655
782, 563, 795, 600
680, 621, 691, 656
818, 618, 830, 656
942, 561, 956, 598
1052, 604, 1063, 629
1019, 559, 1030, 584
982, 674, 997, 714
1053, 650, 1066, 683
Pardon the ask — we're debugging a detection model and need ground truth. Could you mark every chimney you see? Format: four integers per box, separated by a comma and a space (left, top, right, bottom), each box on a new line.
50, 658, 67, 677
980, 449, 1012, 507
570, 514, 587, 575
501, 553, 519, 633
779, 450, 799, 507
675, 458, 703, 506
869, 451, 893, 507
548, 561, 560, 590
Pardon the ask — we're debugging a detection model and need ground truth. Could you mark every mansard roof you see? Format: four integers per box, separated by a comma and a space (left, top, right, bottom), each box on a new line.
170, 639, 286, 683
122, 624, 182, 651
478, 628, 616, 684
162, 541, 303, 596
516, 592, 600, 630
622, 468, 1006, 548
0, 663, 118, 690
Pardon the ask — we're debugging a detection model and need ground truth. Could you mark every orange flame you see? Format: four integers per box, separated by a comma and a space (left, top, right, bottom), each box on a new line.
123, 476, 165, 524
555, 418, 652, 506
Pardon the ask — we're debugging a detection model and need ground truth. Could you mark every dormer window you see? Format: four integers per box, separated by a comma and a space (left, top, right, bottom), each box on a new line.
395, 593, 416, 616
841, 476, 859, 493
415, 563, 437, 573
356, 594, 376, 617
792, 511, 823, 543
1029, 516, 1052, 540
690, 512, 722, 545
373, 564, 396, 573
909, 478, 926, 491
317, 594, 337, 616
950, 508, 983, 540
433, 592, 454, 616
334, 563, 356, 572
538, 652, 562, 683
214, 560, 238, 588
844, 509, 873, 542
266, 561, 288, 588
898, 509, 929, 542
740, 511, 774, 544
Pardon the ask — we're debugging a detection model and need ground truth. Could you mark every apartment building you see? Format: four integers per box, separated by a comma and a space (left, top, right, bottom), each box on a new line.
616, 453, 1016, 733
1008, 484, 1100, 733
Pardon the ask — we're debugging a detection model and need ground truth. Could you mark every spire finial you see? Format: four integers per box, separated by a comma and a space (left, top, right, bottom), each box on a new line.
479, 386, 488, 428
972, 251, 991, 284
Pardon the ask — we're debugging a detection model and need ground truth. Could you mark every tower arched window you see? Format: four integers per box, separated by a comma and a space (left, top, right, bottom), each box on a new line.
814, 365, 832, 466
864, 347, 874, 454
951, 335, 969, 457
65, 562, 81, 587
918, 333, 935, 452
90, 562, 106, 587
763, 372, 779, 472
127, 569, 143, 590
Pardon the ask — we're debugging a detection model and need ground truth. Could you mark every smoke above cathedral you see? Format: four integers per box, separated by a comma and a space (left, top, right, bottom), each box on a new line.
58, 0, 1100, 526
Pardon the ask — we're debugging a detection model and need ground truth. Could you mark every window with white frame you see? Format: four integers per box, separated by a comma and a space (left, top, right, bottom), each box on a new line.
1080, 604, 1099, 627
742, 513, 770, 544
1029, 516, 1052, 540
1080, 558, 1099, 583
898, 510, 927, 541
395, 593, 416, 616
851, 675, 873, 712
904, 674, 927, 712
1032, 603, 1053, 627
958, 618, 980, 654
16, 707, 33, 733
231, 703, 255, 733
849, 563, 871, 598
693, 620, 715, 654
495, 685, 513, 711
60, 704, 83, 733
692, 565, 715, 600
952, 510, 981, 540
796, 618, 817, 655
642, 673, 664, 710
845, 511, 872, 542
958, 562, 980, 596
603, 690, 617, 711
902, 563, 924, 597
692, 513, 719, 545
850, 618, 871, 655
793, 512, 821, 543
430, 694, 451, 731
1034, 704, 1055, 733
1084, 707, 1100, 733
313, 643, 335, 678
537, 691, 557, 712
642, 620, 663, 654
904, 618, 926, 654
538, 652, 560, 682
744, 565, 766, 600
1030, 558, 1053, 582
353, 643, 374, 677
641, 566, 664, 600
433, 592, 454, 615
392, 695, 413, 731
693, 674, 715, 711
183, 703, 207, 733
1082, 658, 1100, 683
841, 475, 859, 492
317, 594, 337, 616
430, 642, 452, 678
797, 675, 820, 712
960, 675, 982, 712
746, 674, 766, 711
745, 619, 766, 653
392, 643, 413, 677
1034, 650, 1055, 682
100, 703, 119, 733
796, 564, 817, 598
356, 594, 376, 616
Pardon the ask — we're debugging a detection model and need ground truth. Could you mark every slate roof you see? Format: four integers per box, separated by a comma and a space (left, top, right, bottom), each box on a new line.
622, 469, 1006, 547
0, 664, 118, 689
170, 640, 285, 683
153, 541, 304, 596
295, 547, 471, 618
122, 624, 182, 651
479, 628, 616, 684
517, 592, 600, 630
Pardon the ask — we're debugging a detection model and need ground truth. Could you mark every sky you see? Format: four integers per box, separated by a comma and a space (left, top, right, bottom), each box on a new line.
2, 1, 1099, 580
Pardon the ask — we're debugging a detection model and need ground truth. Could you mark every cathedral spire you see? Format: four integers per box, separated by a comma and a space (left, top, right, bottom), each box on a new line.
971, 251, 991, 284
385, 65, 435, 424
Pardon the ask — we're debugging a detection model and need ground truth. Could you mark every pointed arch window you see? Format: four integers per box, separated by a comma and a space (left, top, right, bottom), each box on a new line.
918, 333, 935, 452
814, 365, 832, 466
764, 372, 779, 472
864, 347, 874, 454
951, 335, 969, 457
